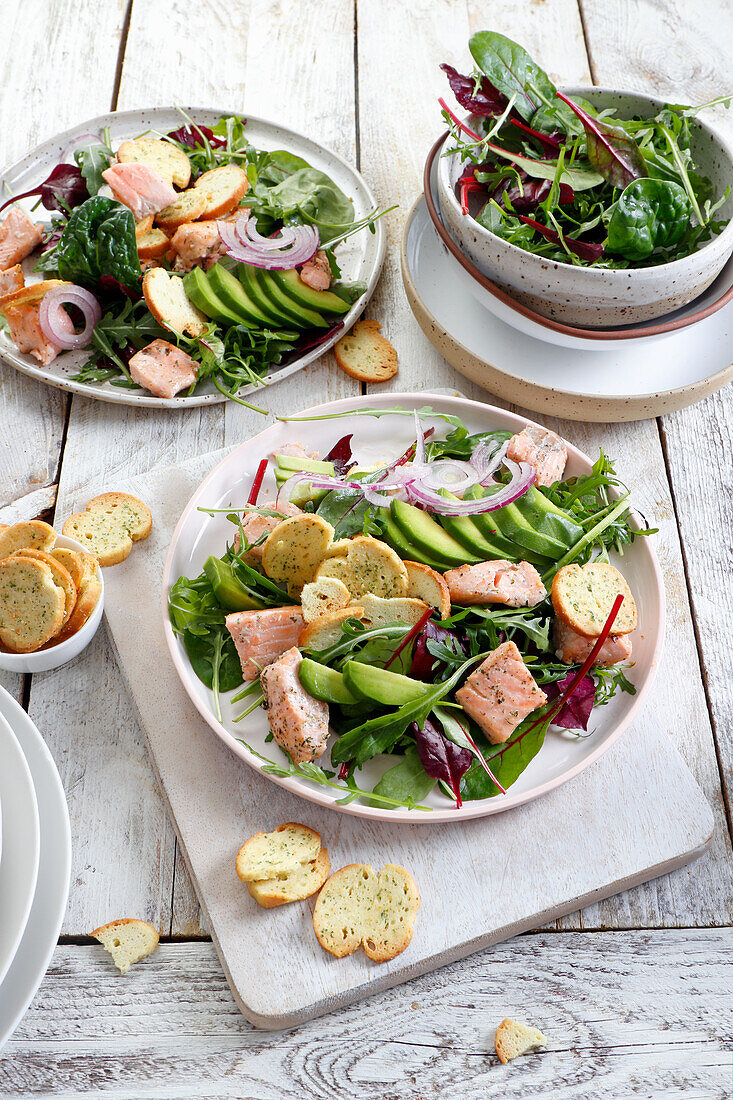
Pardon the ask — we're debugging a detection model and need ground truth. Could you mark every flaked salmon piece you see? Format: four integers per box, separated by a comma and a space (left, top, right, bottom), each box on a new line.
271, 441, 321, 461
443, 560, 546, 608
2, 302, 61, 364
299, 250, 331, 291
102, 163, 177, 219
226, 605, 305, 681
507, 425, 567, 487
554, 618, 632, 666
233, 501, 302, 564
0, 209, 43, 270
0, 264, 24, 296
170, 221, 226, 272
260, 646, 329, 763
128, 338, 197, 398
455, 640, 547, 744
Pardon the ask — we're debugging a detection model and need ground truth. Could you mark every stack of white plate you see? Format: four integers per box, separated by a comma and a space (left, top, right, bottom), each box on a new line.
0, 686, 70, 1052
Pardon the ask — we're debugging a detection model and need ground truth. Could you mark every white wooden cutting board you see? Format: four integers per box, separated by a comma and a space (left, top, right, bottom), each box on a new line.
101, 449, 714, 1029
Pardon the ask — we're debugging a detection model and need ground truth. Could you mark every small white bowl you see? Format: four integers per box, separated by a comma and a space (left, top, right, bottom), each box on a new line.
437, 87, 733, 327
0, 534, 104, 673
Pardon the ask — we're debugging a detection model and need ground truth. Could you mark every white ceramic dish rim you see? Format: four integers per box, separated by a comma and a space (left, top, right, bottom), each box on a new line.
403, 194, 733, 403
0, 710, 40, 989
0, 534, 104, 673
162, 391, 666, 824
0, 685, 71, 1053
439, 85, 733, 280
0, 106, 386, 409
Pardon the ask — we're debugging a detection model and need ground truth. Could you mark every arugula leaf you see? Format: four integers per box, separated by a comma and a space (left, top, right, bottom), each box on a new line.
74, 142, 112, 197
39, 196, 141, 290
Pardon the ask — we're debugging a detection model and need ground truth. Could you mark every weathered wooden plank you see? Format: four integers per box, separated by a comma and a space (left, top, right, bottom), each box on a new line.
2, 931, 731, 1097
0, 0, 126, 508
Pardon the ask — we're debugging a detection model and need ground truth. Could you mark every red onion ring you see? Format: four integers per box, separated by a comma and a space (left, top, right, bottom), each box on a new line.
38, 285, 102, 350
406, 459, 535, 514
217, 212, 319, 269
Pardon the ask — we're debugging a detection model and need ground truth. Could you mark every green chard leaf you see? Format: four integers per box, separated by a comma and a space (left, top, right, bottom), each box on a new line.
469, 30, 558, 122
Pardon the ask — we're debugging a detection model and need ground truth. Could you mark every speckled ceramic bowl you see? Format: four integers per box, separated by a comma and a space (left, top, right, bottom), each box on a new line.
437, 87, 733, 327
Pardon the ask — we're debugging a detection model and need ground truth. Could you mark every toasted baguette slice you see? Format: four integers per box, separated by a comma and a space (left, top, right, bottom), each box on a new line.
235, 822, 322, 883
551, 562, 637, 637
48, 546, 85, 588
142, 267, 207, 337
47, 575, 101, 646
298, 606, 365, 652
404, 561, 451, 620
62, 512, 132, 567
0, 556, 66, 651
301, 577, 351, 623
0, 519, 56, 560
313, 863, 420, 961
155, 189, 208, 230
261, 515, 335, 595
494, 1018, 547, 1064
136, 228, 171, 259
316, 536, 408, 599
193, 164, 249, 218
334, 320, 398, 383
0, 279, 70, 311
13, 549, 76, 626
85, 493, 152, 542
135, 214, 154, 236
117, 138, 192, 188
356, 593, 431, 630
248, 848, 331, 908
90, 918, 160, 975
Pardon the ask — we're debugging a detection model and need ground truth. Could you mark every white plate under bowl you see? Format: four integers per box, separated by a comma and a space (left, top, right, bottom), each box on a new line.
0, 107, 385, 408
0, 686, 71, 1052
426, 138, 733, 352
0, 710, 40, 989
403, 197, 733, 421
162, 392, 665, 824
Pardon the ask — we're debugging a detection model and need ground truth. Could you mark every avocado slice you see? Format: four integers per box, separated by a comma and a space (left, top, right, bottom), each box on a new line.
183, 267, 249, 326
254, 268, 329, 328
514, 486, 583, 549
274, 455, 335, 506
391, 500, 482, 567
272, 268, 351, 315
485, 488, 575, 559
298, 658, 358, 704
342, 661, 430, 706
203, 556, 264, 611
459, 487, 549, 567
379, 515, 449, 570
236, 263, 304, 328
207, 263, 277, 327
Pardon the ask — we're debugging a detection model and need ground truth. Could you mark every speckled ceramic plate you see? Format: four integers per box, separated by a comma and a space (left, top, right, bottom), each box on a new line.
0, 108, 385, 408
403, 196, 733, 421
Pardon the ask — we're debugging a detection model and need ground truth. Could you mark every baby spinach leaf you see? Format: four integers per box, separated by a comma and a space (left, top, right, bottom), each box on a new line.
607, 178, 691, 260
368, 746, 436, 808
41, 196, 141, 290
248, 165, 355, 240
469, 30, 558, 122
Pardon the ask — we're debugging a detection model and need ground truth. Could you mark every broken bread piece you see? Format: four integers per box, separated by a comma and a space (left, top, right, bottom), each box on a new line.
494, 1018, 547, 1064
85, 493, 152, 543
90, 918, 160, 975
334, 320, 398, 382
62, 511, 132, 567
248, 848, 331, 909
301, 577, 352, 623
313, 863, 420, 962
235, 822, 322, 883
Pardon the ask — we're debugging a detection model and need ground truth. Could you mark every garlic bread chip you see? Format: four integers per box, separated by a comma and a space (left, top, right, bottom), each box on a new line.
13, 549, 76, 626
193, 164, 249, 218
356, 593, 431, 630
301, 577, 352, 623
316, 536, 408, 599
0, 519, 56, 560
0, 556, 65, 652
551, 562, 637, 637
298, 606, 365, 651
142, 267, 207, 337
155, 189, 207, 230
117, 137, 192, 188
261, 515, 335, 595
404, 561, 451, 620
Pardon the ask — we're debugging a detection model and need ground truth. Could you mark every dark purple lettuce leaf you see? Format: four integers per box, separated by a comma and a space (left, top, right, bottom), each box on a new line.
545, 672, 595, 730
502, 179, 574, 212
410, 620, 467, 681
440, 63, 508, 118
413, 717, 472, 807
325, 433, 354, 475
517, 214, 605, 262
0, 164, 89, 218
167, 123, 227, 149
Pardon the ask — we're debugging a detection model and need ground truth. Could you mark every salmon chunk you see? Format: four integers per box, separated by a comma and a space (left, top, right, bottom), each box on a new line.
443, 560, 546, 608
2, 302, 60, 364
226, 605, 305, 681
554, 619, 632, 666
128, 339, 197, 398
170, 221, 226, 272
272, 441, 320, 461
260, 646, 329, 763
0, 208, 43, 270
455, 640, 547, 744
507, 425, 567, 487
233, 502, 302, 564
299, 250, 331, 291
102, 163, 177, 219
0, 264, 24, 296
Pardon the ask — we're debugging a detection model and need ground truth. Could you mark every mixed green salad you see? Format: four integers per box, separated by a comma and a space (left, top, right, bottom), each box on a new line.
440, 31, 732, 267
0, 111, 388, 403
169, 407, 652, 812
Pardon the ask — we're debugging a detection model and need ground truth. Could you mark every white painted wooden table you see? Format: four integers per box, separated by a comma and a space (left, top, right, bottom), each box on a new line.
1, 0, 731, 1095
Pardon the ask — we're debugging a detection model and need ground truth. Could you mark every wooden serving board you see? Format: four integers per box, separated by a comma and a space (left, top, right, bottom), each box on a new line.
101, 449, 714, 1029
